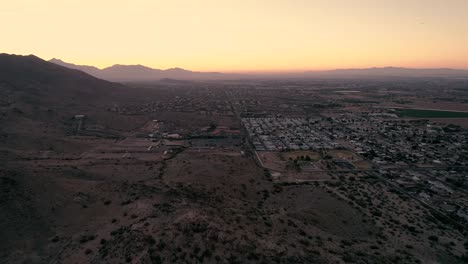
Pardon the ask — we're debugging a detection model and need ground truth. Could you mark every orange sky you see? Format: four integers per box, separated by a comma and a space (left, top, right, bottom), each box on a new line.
1, 0, 468, 72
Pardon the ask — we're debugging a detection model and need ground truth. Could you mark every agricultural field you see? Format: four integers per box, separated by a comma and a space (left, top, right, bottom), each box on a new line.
396, 109, 468, 118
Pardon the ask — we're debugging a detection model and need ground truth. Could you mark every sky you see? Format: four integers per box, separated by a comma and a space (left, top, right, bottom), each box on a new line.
1, 0, 468, 72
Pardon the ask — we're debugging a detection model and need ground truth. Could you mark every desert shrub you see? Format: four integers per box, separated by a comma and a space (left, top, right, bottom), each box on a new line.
372, 210, 382, 217
299, 239, 310, 246
341, 240, 352, 247
145, 235, 156, 245
79, 235, 96, 244
157, 240, 166, 250
461, 254, 468, 262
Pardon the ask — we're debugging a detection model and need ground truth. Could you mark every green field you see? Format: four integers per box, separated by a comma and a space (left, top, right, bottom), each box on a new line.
396, 109, 468, 118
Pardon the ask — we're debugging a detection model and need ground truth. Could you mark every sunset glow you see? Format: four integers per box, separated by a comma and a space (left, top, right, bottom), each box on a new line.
2, 0, 468, 72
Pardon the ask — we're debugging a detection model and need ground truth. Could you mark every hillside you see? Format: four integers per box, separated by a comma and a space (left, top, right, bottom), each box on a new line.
1, 54, 466, 264
0, 54, 146, 151
1, 54, 125, 104
0, 54, 158, 263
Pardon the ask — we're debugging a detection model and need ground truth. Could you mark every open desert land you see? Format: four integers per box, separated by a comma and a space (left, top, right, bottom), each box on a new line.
1, 55, 468, 263
4, 1, 468, 263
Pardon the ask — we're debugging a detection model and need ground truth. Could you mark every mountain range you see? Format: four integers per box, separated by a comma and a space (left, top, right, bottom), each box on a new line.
305, 67, 468, 78
49, 58, 230, 82
46, 57, 468, 82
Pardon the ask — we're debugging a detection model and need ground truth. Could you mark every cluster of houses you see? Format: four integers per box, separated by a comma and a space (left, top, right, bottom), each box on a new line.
325, 114, 468, 168
242, 118, 340, 151
243, 114, 467, 171
243, 113, 468, 227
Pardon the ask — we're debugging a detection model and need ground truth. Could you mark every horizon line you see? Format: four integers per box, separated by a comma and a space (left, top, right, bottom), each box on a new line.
47, 57, 468, 74
5, 53, 468, 74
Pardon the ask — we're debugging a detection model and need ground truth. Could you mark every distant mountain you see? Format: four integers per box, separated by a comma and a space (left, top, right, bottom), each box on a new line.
50, 58, 468, 81
49, 58, 235, 82
303, 67, 468, 78
49, 58, 101, 76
